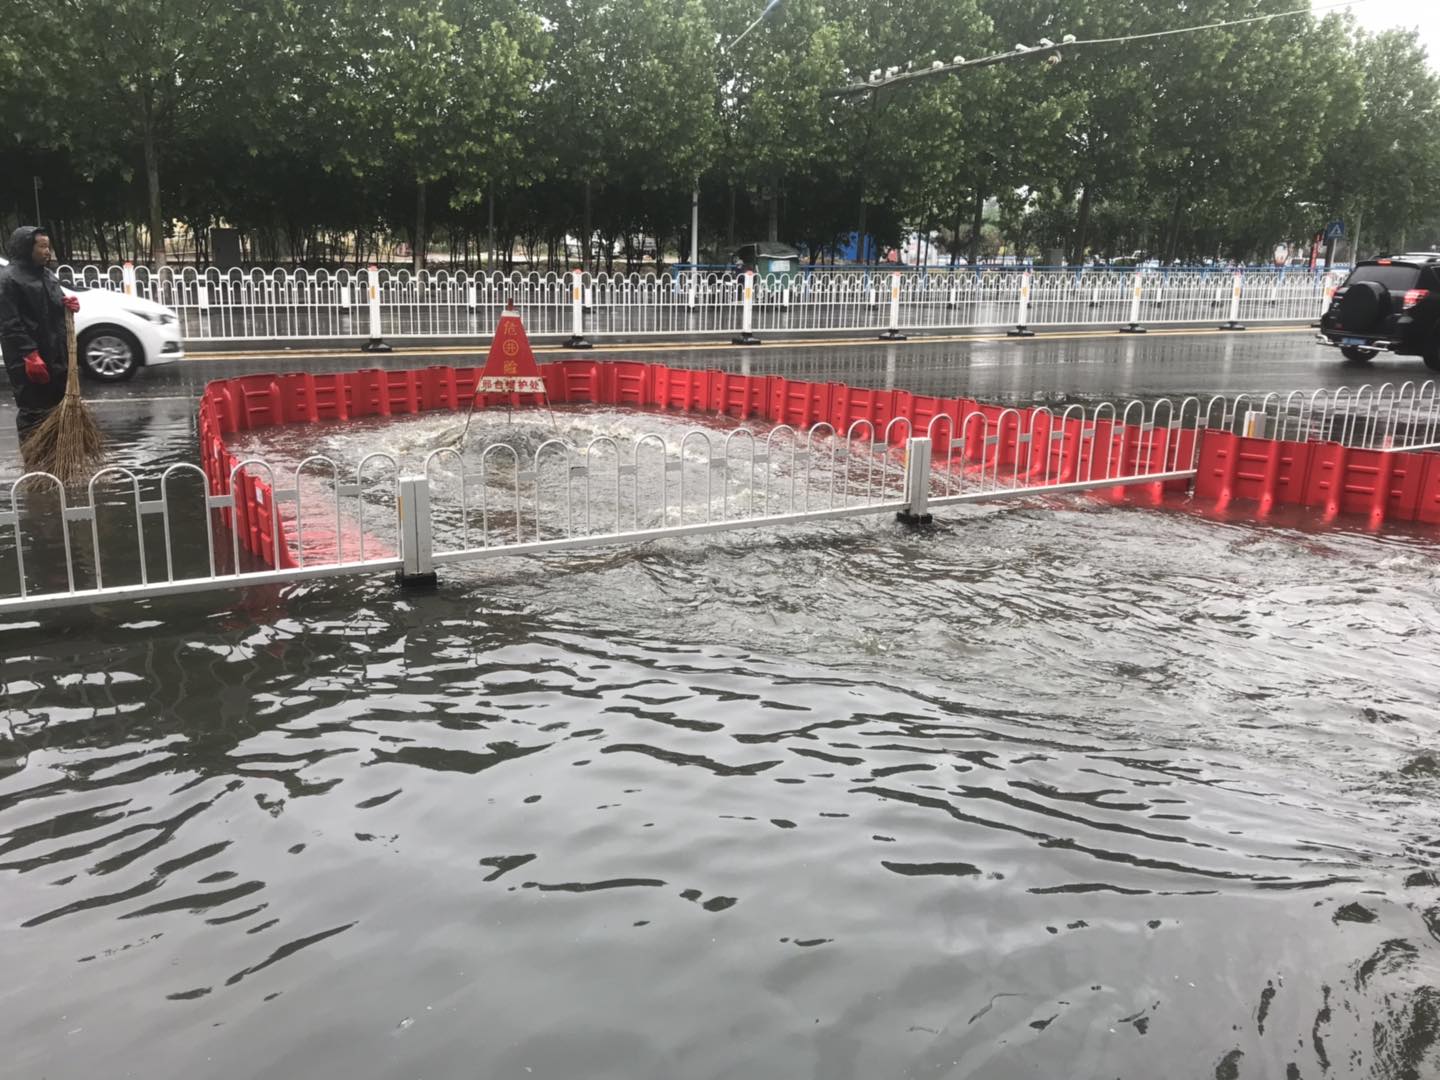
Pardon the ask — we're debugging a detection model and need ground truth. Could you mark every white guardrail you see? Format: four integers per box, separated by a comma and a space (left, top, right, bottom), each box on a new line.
8, 380, 1433, 616
1, 396, 1209, 614
54, 264, 1335, 344
5, 380, 1434, 616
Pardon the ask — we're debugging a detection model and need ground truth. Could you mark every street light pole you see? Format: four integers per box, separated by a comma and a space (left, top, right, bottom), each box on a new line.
728, 0, 782, 53
690, 182, 700, 306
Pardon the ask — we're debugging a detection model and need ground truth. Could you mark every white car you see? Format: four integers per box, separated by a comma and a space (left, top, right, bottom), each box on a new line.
0, 257, 185, 381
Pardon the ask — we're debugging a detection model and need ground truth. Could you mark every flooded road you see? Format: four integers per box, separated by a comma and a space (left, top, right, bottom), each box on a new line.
4, 335, 1440, 1079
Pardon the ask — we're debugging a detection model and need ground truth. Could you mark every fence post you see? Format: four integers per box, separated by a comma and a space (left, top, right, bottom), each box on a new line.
732, 270, 760, 346
879, 271, 906, 340
1220, 270, 1247, 331
360, 264, 392, 352
1120, 270, 1145, 333
1007, 269, 1036, 337
897, 437, 933, 526
395, 475, 437, 589
563, 268, 593, 349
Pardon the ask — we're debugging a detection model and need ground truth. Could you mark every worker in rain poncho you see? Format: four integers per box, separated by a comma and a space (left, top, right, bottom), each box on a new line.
0, 226, 80, 444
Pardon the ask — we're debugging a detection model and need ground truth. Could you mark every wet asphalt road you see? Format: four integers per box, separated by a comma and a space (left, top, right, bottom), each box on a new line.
0, 325, 1428, 472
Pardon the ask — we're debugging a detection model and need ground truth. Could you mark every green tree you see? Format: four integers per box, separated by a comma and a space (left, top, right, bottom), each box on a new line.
339, 0, 547, 272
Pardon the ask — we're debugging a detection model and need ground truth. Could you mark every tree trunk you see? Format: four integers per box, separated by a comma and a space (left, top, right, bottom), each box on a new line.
582, 179, 593, 274
767, 176, 778, 242
856, 198, 868, 264
142, 105, 166, 267
487, 186, 496, 273
952, 206, 963, 266
413, 178, 427, 273
726, 182, 736, 251
969, 189, 985, 265
1161, 189, 1183, 265
1071, 183, 1093, 266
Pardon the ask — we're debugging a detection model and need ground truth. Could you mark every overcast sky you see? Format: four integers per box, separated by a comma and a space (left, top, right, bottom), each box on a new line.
1336, 0, 1440, 67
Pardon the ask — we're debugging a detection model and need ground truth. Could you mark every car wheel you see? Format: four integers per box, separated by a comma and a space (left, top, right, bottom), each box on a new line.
1424, 343, 1440, 373
78, 326, 141, 382
1340, 345, 1378, 362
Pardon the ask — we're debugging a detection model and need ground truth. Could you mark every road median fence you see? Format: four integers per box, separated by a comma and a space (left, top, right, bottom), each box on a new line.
55, 264, 1333, 348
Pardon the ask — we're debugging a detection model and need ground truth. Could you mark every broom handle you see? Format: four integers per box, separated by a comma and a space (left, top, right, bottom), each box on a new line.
65, 309, 80, 396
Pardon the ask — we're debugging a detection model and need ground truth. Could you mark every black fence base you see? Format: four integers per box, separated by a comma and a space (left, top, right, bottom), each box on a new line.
395, 570, 438, 590
1219, 321, 1247, 331
896, 510, 934, 527
731, 333, 762, 346
361, 339, 393, 353
879, 329, 908, 341
562, 336, 593, 349
1007, 326, 1036, 338
1119, 324, 1147, 334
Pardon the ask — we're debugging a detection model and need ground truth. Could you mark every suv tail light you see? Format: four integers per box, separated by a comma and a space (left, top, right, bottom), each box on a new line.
1403, 288, 1430, 310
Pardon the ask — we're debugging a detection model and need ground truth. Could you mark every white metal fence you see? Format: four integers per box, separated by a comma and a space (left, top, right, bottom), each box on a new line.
55, 264, 1333, 345
1, 394, 1213, 615
1222, 378, 1440, 451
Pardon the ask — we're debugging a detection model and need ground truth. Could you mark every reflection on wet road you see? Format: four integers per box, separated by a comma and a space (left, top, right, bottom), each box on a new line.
3, 331, 1440, 1079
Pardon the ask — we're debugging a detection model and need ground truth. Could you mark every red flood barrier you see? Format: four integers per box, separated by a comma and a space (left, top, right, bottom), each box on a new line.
1194, 431, 1440, 528
198, 360, 1440, 572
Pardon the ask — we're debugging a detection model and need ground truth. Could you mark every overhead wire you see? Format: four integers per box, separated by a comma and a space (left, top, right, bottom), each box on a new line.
833, 0, 1379, 95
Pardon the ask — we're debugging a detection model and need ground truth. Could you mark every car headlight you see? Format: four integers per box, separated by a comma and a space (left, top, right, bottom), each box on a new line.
123, 307, 177, 324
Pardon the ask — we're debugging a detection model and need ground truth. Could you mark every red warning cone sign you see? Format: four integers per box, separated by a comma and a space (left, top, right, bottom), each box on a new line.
478, 304, 545, 393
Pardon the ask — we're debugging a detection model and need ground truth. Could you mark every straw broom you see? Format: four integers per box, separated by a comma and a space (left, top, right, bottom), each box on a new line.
20, 310, 105, 483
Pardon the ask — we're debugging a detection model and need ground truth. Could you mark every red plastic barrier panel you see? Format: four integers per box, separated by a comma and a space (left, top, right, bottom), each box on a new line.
1301, 442, 1347, 520
610, 362, 652, 406
1025, 410, 1058, 479
1166, 427, 1199, 492
556, 360, 602, 403
960, 404, 1019, 466
710, 372, 765, 418
890, 390, 914, 443
1415, 455, 1440, 525
653, 364, 707, 411
1298, 443, 1398, 527
351, 369, 394, 419
1193, 430, 1235, 502
1381, 450, 1428, 524
310, 372, 350, 421
767, 378, 831, 429
830, 385, 897, 438
419, 366, 460, 412
1079, 418, 1118, 480
1334, 448, 1388, 523
911, 395, 959, 457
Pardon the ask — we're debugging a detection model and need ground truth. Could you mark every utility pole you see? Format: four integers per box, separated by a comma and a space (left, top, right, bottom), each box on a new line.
32, 176, 42, 226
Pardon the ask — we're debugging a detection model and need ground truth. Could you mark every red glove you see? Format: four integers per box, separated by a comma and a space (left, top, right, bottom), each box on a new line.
62, 295, 80, 313
24, 352, 50, 384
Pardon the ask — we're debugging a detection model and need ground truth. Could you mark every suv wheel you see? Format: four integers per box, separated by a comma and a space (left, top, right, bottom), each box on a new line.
1340, 346, 1377, 362
78, 326, 141, 382
1424, 341, 1440, 373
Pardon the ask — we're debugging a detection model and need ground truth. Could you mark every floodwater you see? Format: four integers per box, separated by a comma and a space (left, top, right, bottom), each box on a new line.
4, 398, 1440, 1080
225, 407, 914, 563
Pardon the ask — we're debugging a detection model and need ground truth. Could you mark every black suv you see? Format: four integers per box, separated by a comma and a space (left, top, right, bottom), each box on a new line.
1319, 254, 1440, 369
